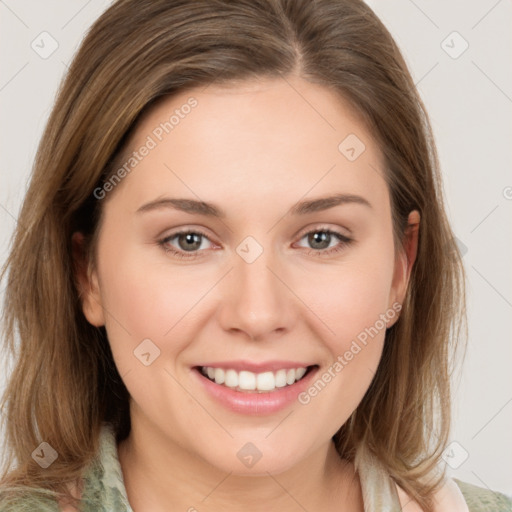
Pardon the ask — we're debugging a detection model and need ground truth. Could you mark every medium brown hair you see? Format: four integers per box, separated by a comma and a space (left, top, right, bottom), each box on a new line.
0, 0, 467, 510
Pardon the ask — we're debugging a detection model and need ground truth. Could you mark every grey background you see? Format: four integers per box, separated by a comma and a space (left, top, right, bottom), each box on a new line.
1, 0, 511, 496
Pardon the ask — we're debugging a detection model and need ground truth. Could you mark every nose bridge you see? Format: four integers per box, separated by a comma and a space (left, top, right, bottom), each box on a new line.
218, 238, 294, 339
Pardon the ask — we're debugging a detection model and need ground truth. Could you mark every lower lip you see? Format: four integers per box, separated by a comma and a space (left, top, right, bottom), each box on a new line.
192, 366, 318, 415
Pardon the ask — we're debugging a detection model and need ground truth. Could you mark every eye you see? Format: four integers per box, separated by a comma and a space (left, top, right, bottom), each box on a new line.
158, 226, 353, 260
295, 227, 353, 257
158, 229, 214, 260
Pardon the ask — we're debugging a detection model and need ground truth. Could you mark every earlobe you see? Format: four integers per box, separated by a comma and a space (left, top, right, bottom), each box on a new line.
71, 232, 105, 327
388, 210, 420, 323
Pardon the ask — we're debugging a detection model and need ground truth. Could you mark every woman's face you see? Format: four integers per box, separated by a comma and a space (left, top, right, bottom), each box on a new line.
77, 76, 418, 475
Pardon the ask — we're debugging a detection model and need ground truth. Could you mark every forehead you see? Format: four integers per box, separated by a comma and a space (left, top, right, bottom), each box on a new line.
107, 76, 388, 215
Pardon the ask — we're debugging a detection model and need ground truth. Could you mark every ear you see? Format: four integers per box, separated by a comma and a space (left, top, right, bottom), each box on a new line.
387, 210, 420, 326
71, 231, 105, 327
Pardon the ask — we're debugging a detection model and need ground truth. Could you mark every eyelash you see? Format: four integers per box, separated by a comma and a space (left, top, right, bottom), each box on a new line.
158, 226, 353, 260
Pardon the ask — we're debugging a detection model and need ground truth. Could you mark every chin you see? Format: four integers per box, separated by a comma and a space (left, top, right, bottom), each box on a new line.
199, 443, 302, 477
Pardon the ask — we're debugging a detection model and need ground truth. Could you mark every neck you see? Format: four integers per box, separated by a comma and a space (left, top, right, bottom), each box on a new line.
117, 416, 363, 512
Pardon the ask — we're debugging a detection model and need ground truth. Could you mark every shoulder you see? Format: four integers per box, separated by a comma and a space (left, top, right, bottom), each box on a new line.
453, 478, 512, 512
395, 477, 512, 512
0, 490, 60, 512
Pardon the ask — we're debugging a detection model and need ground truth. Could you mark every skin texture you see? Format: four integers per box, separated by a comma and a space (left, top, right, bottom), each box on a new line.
74, 75, 420, 512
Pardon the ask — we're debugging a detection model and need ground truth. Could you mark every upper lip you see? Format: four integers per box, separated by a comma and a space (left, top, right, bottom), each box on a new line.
194, 360, 316, 373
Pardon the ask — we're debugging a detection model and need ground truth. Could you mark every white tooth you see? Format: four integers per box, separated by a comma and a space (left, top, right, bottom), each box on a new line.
257, 371, 276, 391
208, 366, 308, 390
224, 369, 238, 388
295, 367, 307, 380
238, 371, 256, 390
274, 369, 287, 388
214, 368, 225, 385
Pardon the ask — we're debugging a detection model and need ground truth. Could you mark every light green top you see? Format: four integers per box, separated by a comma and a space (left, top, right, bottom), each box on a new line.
1, 423, 511, 511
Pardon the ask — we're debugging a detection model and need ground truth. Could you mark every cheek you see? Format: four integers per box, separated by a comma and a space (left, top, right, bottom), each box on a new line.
294, 271, 394, 431
95, 236, 216, 372
294, 237, 395, 348
291, 235, 395, 408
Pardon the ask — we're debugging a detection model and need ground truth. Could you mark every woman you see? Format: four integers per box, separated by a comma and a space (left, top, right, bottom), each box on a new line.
0, 0, 510, 510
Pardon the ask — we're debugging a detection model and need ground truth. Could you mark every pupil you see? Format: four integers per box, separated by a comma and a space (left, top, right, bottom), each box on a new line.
179, 233, 202, 251
309, 231, 330, 249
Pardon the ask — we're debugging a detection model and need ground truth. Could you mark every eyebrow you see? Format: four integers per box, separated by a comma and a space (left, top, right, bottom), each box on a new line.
136, 193, 372, 218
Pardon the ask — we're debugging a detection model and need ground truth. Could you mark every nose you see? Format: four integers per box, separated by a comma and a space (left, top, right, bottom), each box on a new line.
216, 248, 296, 341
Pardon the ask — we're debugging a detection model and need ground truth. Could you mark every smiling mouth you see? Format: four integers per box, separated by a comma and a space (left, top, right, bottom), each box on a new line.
194, 365, 318, 393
